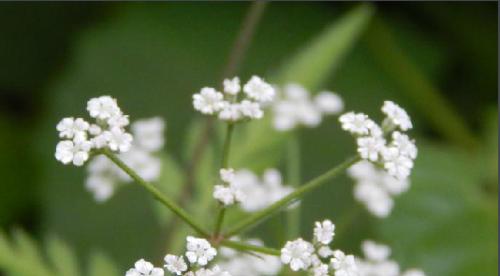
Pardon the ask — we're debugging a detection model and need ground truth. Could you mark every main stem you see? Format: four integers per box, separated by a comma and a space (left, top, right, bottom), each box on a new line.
213, 123, 236, 237
225, 155, 360, 237
286, 134, 301, 239
101, 149, 210, 237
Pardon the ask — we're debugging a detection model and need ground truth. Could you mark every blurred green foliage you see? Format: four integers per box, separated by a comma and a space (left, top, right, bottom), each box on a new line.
0, 2, 497, 276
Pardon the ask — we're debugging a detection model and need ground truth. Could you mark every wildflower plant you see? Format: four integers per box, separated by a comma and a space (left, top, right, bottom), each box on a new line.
50, 4, 428, 276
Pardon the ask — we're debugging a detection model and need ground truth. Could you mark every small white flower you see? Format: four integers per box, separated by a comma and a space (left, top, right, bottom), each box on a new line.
339, 112, 374, 135
280, 238, 314, 271
313, 220, 335, 245
382, 147, 413, 180
126, 259, 164, 276
185, 236, 217, 266
220, 168, 235, 183
219, 103, 242, 121
330, 250, 358, 276
164, 254, 187, 275
243, 76, 275, 103
313, 264, 330, 276
314, 91, 344, 114
239, 100, 263, 119
193, 87, 225, 115
107, 113, 129, 128
213, 185, 236, 206
88, 124, 102, 136
56, 117, 89, 139
131, 117, 165, 152
223, 77, 241, 95
85, 174, 114, 202
104, 127, 133, 152
55, 139, 92, 166
362, 240, 391, 262
382, 101, 412, 131
87, 96, 121, 120
354, 181, 393, 218
357, 136, 385, 162
318, 248, 333, 260
391, 131, 417, 159
381, 173, 410, 195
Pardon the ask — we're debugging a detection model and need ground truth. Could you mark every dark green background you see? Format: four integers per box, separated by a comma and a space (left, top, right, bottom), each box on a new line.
0, 2, 497, 276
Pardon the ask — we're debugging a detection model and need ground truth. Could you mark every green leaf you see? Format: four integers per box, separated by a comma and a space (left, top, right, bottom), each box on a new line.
377, 143, 498, 276
46, 236, 80, 276
274, 3, 374, 90
87, 251, 120, 276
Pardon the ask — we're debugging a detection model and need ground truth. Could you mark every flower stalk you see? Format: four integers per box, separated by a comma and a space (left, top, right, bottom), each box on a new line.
101, 149, 210, 237
225, 155, 360, 237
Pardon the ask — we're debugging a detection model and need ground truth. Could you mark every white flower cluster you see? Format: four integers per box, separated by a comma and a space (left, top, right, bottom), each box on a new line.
193, 76, 275, 122
339, 101, 417, 180
127, 236, 230, 276
86, 117, 165, 202
273, 84, 344, 131
213, 168, 245, 206
218, 238, 282, 276
55, 96, 133, 166
356, 240, 425, 276
281, 219, 358, 276
229, 168, 295, 212
348, 160, 409, 218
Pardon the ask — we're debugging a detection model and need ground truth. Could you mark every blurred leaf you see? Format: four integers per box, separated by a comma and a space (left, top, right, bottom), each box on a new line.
154, 154, 185, 226
364, 17, 477, 149
378, 143, 498, 276
87, 251, 120, 276
46, 236, 81, 276
275, 3, 374, 90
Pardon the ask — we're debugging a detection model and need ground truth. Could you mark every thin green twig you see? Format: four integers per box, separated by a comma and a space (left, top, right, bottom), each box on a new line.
225, 155, 360, 237
101, 149, 210, 237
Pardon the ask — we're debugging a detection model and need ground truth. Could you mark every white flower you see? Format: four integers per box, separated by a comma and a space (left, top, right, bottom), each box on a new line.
191, 266, 231, 276
56, 117, 89, 139
339, 112, 375, 135
318, 246, 334, 258
88, 124, 102, 136
185, 236, 217, 266
104, 127, 133, 152
87, 96, 121, 120
108, 113, 129, 128
356, 136, 385, 162
55, 139, 92, 166
313, 264, 330, 276
348, 161, 379, 180
90, 133, 109, 149
213, 185, 236, 206
85, 174, 114, 202
126, 259, 164, 276
193, 87, 225, 115
362, 240, 391, 262
239, 100, 263, 119
380, 173, 410, 195
220, 168, 235, 183
330, 250, 358, 276
219, 103, 242, 121
391, 131, 417, 159
223, 77, 241, 95
381, 101, 412, 131
243, 76, 275, 103
354, 181, 393, 218
164, 254, 187, 275
313, 220, 335, 245
280, 238, 314, 271
314, 91, 344, 114
381, 147, 413, 180
131, 117, 165, 152
402, 269, 426, 276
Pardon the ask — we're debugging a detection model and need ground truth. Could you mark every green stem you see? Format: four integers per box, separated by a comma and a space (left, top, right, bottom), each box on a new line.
286, 134, 301, 239
213, 123, 235, 236
101, 149, 210, 237
225, 155, 360, 237
220, 240, 281, 256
